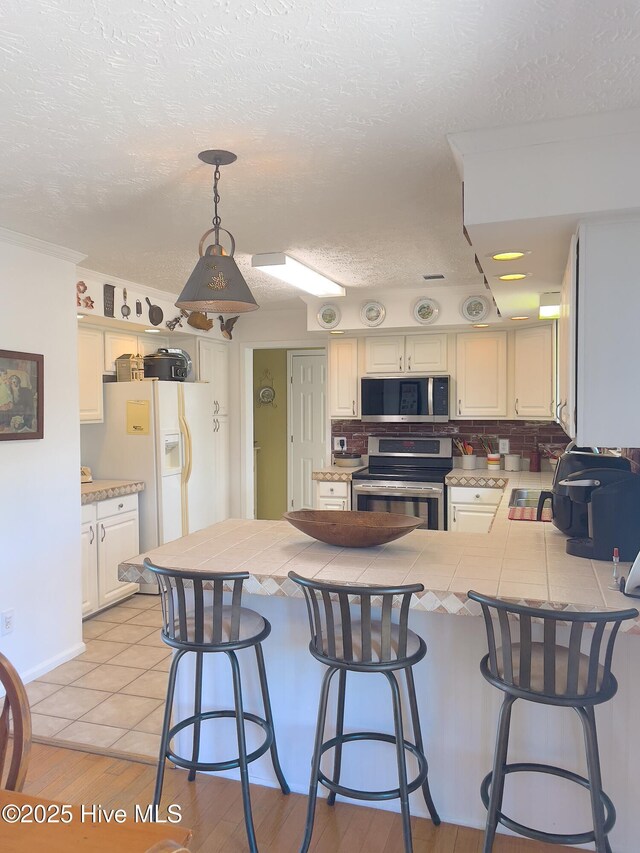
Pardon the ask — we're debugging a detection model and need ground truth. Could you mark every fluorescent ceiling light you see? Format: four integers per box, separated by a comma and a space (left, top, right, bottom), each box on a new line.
539, 292, 561, 320
252, 253, 346, 297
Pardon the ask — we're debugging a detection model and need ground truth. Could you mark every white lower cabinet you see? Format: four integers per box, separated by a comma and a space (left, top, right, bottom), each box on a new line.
314, 480, 350, 511
81, 496, 140, 617
448, 487, 501, 533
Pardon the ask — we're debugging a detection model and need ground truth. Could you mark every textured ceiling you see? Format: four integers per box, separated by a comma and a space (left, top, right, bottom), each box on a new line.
1, 0, 640, 307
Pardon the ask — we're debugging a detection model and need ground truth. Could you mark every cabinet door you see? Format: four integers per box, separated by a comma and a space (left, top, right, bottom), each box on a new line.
405, 334, 447, 372
328, 338, 359, 418
81, 520, 99, 617
104, 331, 140, 372
137, 335, 169, 357
78, 327, 104, 423
450, 504, 495, 533
317, 497, 348, 511
557, 235, 577, 438
456, 332, 507, 418
364, 337, 404, 373
514, 325, 554, 419
214, 416, 230, 522
97, 510, 140, 608
198, 339, 229, 415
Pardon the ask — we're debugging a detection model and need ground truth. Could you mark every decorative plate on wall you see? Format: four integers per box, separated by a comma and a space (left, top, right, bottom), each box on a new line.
360, 301, 386, 327
413, 297, 439, 325
258, 385, 275, 405
460, 295, 490, 323
317, 304, 341, 329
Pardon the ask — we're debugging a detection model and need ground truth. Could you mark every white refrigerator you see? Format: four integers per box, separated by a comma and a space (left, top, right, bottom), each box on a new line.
82, 380, 215, 564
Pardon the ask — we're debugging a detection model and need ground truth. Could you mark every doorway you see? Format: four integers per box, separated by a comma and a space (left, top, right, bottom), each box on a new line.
252, 348, 326, 519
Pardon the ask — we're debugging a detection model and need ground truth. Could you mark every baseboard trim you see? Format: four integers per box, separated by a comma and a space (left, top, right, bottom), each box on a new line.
21, 642, 87, 684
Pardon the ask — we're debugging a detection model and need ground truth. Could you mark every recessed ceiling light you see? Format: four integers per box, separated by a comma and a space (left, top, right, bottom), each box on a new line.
511, 316, 530, 321
498, 273, 528, 282
144, 328, 161, 333
76, 314, 85, 320
473, 323, 489, 328
491, 252, 525, 262
329, 330, 345, 335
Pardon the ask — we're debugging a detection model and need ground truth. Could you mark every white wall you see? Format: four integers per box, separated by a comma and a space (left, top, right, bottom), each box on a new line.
0, 231, 85, 680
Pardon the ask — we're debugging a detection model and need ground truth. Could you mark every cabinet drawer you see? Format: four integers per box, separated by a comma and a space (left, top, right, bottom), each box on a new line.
448, 487, 502, 506
96, 494, 139, 519
317, 481, 349, 498
81, 504, 97, 524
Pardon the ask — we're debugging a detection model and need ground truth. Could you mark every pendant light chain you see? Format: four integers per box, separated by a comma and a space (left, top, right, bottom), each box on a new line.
212, 163, 222, 244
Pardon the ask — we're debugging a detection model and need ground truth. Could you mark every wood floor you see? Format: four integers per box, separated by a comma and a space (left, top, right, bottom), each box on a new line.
23, 742, 570, 852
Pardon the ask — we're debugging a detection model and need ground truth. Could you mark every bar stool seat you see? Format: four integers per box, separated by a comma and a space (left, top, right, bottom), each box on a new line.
469, 590, 638, 853
144, 559, 289, 853
289, 571, 440, 853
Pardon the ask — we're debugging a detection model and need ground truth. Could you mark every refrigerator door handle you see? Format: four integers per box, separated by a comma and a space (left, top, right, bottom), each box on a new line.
180, 414, 193, 486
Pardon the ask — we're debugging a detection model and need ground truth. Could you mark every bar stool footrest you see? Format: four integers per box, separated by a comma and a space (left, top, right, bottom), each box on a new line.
481, 762, 616, 846
317, 730, 427, 802
165, 710, 273, 773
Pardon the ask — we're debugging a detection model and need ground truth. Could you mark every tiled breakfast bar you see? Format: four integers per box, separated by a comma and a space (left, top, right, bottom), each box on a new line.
119, 470, 640, 851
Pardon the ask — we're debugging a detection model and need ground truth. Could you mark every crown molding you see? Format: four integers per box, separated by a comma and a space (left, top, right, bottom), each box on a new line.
0, 226, 86, 263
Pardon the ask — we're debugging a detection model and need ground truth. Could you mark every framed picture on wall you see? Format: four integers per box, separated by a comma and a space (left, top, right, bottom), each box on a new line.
0, 350, 44, 440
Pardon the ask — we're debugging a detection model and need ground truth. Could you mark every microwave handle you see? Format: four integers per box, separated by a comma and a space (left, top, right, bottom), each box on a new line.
428, 377, 434, 416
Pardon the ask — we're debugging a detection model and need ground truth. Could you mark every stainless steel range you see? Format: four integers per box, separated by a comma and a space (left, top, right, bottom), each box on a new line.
351, 436, 453, 530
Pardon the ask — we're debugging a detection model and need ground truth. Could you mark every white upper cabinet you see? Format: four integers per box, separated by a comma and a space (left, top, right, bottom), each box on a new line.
456, 332, 507, 418
557, 235, 578, 437
103, 331, 140, 372
365, 334, 447, 374
365, 336, 404, 373
404, 334, 447, 372
78, 327, 104, 423
197, 339, 229, 415
137, 334, 169, 358
513, 324, 554, 419
328, 338, 359, 418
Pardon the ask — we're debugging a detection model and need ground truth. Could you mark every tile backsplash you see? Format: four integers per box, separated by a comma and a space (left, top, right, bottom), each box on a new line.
331, 419, 569, 464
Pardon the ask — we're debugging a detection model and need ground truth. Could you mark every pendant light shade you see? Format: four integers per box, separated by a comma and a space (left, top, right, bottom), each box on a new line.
175, 150, 259, 314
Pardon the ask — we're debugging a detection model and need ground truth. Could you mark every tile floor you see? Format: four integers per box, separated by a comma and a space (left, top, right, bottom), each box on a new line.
29, 593, 169, 758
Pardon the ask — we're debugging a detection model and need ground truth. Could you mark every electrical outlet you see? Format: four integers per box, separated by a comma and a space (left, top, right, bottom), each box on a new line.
333, 436, 347, 451
1, 609, 14, 636
498, 439, 510, 455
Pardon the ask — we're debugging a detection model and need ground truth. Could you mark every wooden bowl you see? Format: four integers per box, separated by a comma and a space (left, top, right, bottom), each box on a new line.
283, 510, 422, 547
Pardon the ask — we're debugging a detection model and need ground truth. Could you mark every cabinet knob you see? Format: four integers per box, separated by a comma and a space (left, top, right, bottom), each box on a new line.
515, 398, 519, 415
329, 487, 334, 493
89, 524, 95, 545
399, 355, 403, 370
100, 524, 106, 542
475, 494, 481, 499
458, 399, 462, 416
407, 355, 411, 371
352, 400, 355, 415
118, 503, 124, 509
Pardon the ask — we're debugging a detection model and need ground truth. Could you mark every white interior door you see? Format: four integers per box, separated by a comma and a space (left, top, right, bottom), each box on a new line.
289, 352, 327, 510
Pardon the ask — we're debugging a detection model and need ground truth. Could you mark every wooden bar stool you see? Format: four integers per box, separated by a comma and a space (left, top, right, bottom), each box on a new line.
0, 651, 31, 791
468, 590, 638, 853
144, 559, 289, 853
289, 571, 440, 853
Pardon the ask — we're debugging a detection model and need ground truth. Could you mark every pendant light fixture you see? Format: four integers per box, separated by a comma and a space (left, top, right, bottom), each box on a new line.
175, 150, 258, 314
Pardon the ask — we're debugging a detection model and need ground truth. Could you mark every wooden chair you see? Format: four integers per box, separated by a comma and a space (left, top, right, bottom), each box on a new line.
0, 651, 31, 791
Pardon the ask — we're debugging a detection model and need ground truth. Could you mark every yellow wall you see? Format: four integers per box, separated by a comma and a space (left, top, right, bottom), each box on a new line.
253, 349, 288, 519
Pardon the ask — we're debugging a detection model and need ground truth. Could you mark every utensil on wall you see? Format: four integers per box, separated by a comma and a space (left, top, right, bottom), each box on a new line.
166, 310, 188, 332
103, 284, 115, 318
145, 297, 164, 326
121, 288, 131, 319
135, 299, 142, 317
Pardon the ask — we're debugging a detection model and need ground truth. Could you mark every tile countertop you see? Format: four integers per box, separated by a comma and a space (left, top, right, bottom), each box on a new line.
119, 467, 640, 633
312, 464, 367, 481
81, 479, 145, 505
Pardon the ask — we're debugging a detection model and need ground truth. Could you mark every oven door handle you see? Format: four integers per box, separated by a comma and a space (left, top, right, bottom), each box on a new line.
353, 485, 443, 498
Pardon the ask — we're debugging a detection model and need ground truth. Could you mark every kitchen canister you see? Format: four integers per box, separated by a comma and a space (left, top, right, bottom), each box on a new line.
461, 454, 477, 470
504, 453, 521, 471
487, 453, 501, 470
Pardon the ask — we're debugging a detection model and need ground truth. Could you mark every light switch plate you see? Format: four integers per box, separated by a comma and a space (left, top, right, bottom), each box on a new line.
498, 439, 510, 454
333, 436, 347, 451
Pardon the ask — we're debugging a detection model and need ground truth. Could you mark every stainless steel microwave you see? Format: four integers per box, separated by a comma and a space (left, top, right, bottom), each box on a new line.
360, 375, 450, 423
